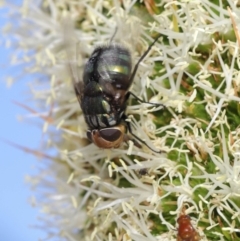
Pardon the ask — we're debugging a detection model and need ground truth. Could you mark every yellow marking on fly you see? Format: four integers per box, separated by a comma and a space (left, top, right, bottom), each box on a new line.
108, 65, 129, 74
97, 64, 130, 75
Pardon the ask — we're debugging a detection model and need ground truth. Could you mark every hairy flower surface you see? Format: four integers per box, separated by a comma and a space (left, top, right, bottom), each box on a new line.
3, 0, 240, 240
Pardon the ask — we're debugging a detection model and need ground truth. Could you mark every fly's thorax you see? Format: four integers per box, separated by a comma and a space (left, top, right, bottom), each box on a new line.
83, 44, 133, 94
81, 55, 129, 129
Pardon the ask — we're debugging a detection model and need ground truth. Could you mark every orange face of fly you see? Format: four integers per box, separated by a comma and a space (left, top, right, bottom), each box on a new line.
177, 215, 200, 241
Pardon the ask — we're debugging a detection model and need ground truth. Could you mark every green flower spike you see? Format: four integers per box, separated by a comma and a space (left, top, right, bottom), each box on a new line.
3, 0, 240, 240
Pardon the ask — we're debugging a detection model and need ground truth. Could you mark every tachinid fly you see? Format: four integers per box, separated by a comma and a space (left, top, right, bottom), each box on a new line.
70, 33, 162, 152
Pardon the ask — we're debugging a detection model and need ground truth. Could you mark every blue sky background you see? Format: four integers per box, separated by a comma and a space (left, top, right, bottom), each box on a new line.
0, 1, 47, 240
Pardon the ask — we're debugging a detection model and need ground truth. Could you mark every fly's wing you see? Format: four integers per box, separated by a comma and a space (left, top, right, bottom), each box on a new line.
62, 18, 84, 106
67, 52, 84, 105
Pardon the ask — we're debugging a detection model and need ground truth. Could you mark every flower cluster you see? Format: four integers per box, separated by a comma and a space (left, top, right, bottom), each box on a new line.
3, 0, 240, 240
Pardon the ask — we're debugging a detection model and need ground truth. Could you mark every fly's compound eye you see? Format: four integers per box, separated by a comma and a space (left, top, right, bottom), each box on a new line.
99, 128, 122, 142
86, 124, 126, 149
